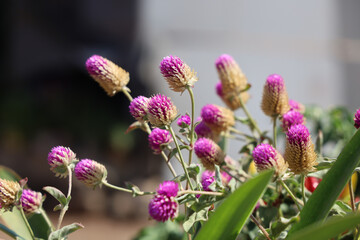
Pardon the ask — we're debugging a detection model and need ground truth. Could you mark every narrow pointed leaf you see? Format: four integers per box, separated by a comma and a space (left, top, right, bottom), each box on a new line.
195, 170, 273, 240
289, 130, 360, 235
287, 214, 360, 240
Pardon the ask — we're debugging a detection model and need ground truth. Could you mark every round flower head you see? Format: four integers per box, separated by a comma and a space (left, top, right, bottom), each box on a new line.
194, 120, 220, 142
284, 125, 317, 174
160, 55, 198, 93
354, 108, 360, 129
201, 104, 235, 133
177, 115, 191, 128
74, 159, 107, 188
194, 138, 225, 170
86, 55, 130, 96
215, 54, 248, 95
261, 74, 290, 117
0, 179, 21, 211
252, 143, 287, 177
129, 96, 150, 122
148, 194, 178, 222
281, 110, 305, 132
48, 146, 76, 178
289, 99, 305, 113
21, 189, 42, 214
147, 94, 178, 127
215, 81, 249, 110
201, 170, 215, 191
157, 181, 178, 197
148, 128, 173, 154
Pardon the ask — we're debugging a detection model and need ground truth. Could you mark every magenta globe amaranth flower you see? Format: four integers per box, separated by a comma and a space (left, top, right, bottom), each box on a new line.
160, 55, 198, 93
86, 55, 130, 96
284, 125, 317, 174
177, 115, 191, 128
201, 104, 234, 133
289, 99, 305, 113
148, 181, 179, 222
354, 108, 360, 129
21, 189, 42, 214
252, 143, 287, 177
148, 128, 173, 154
48, 146, 76, 178
194, 120, 220, 142
194, 138, 225, 170
201, 170, 215, 191
281, 110, 305, 132
147, 94, 178, 127
74, 159, 107, 188
261, 74, 290, 117
0, 179, 21, 211
129, 96, 150, 122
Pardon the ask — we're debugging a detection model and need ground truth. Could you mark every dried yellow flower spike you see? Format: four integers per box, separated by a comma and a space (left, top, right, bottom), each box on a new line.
86, 55, 130, 96
261, 74, 290, 117
0, 179, 21, 210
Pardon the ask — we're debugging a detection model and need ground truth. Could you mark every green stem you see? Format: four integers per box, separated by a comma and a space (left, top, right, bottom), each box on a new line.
250, 215, 271, 240
160, 151, 178, 178
39, 208, 55, 232
178, 190, 224, 196
349, 177, 356, 212
186, 86, 196, 166
121, 87, 133, 102
18, 206, 35, 240
102, 181, 155, 196
56, 166, 73, 230
0, 223, 20, 240
238, 94, 262, 136
279, 179, 302, 211
167, 126, 194, 190
220, 167, 243, 183
273, 115, 278, 148
301, 174, 307, 205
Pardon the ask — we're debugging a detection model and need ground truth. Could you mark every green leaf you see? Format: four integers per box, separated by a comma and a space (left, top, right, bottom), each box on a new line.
43, 186, 67, 206
183, 207, 210, 233
48, 223, 84, 240
168, 145, 190, 160
270, 216, 299, 238
286, 214, 360, 240
289, 130, 360, 235
195, 170, 273, 240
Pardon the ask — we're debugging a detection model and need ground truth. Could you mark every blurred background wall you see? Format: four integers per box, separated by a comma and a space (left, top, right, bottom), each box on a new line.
0, 0, 359, 237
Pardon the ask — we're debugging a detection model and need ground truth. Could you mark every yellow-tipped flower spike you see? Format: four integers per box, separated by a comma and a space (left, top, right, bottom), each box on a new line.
284, 124, 317, 174
0, 179, 21, 211
261, 74, 290, 117
86, 55, 130, 96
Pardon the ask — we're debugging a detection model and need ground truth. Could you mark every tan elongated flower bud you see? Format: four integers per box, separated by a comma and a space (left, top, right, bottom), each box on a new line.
215, 81, 250, 110
86, 55, 130, 96
147, 94, 177, 127
201, 104, 235, 133
284, 125, 317, 174
194, 138, 225, 170
261, 74, 290, 117
0, 179, 21, 210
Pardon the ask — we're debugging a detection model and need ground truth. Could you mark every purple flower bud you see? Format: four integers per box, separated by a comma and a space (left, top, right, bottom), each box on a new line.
195, 120, 220, 142
21, 189, 42, 214
215, 81, 223, 97
86, 55, 130, 96
177, 115, 191, 127
354, 108, 360, 129
147, 94, 178, 127
0, 179, 20, 211
201, 170, 215, 191
148, 128, 173, 154
74, 159, 107, 188
194, 138, 225, 170
289, 99, 305, 113
261, 74, 290, 117
160, 55, 198, 93
281, 110, 305, 132
157, 181, 178, 197
129, 96, 150, 122
47, 146, 76, 178
284, 125, 317, 174
148, 194, 178, 222
252, 143, 287, 177
201, 104, 234, 133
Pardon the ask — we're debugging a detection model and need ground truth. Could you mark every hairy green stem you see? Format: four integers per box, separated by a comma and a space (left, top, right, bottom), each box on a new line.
56, 166, 73, 230
186, 86, 196, 166
18, 206, 35, 240
102, 181, 155, 195
167, 126, 194, 190
301, 174, 307, 205
238, 94, 262, 136
39, 208, 55, 232
121, 87, 133, 102
279, 179, 302, 211
250, 215, 271, 240
178, 190, 224, 196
